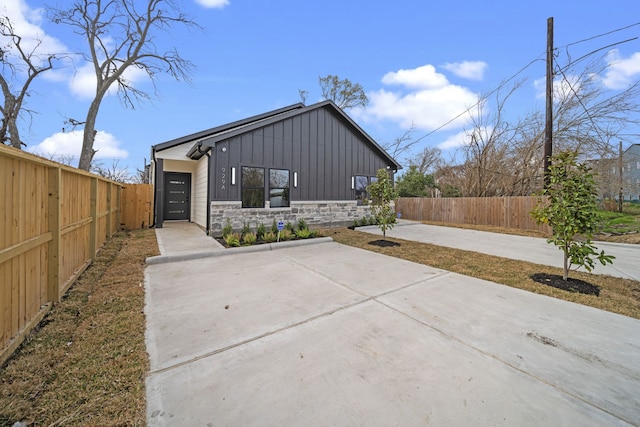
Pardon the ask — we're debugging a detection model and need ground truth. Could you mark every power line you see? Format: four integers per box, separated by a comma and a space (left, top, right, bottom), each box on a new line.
562, 22, 640, 50
408, 21, 640, 149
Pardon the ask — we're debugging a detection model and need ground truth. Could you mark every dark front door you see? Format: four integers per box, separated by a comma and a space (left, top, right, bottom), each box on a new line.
163, 172, 191, 221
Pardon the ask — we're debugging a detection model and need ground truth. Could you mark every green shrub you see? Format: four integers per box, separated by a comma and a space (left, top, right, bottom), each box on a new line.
280, 229, 293, 241
285, 221, 295, 232
242, 232, 257, 245
222, 218, 233, 237
241, 222, 251, 236
295, 228, 312, 239
271, 219, 278, 234
224, 232, 241, 247
263, 231, 277, 243
297, 218, 308, 231
256, 223, 266, 240
359, 217, 368, 227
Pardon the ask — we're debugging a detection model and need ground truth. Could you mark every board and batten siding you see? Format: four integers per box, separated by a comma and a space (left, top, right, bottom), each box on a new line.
211, 106, 391, 202
192, 156, 208, 228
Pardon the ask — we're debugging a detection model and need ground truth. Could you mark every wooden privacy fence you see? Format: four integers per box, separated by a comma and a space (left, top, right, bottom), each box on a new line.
396, 196, 552, 233
0, 145, 122, 365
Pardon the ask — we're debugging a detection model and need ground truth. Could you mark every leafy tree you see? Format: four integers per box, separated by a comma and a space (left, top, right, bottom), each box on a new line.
531, 151, 614, 280
367, 168, 397, 239
51, 0, 199, 170
318, 74, 368, 110
0, 16, 61, 148
395, 165, 436, 197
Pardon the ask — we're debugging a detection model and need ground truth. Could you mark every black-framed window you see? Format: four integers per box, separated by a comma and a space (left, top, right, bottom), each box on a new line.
242, 167, 264, 208
355, 176, 368, 202
269, 169, 290, 208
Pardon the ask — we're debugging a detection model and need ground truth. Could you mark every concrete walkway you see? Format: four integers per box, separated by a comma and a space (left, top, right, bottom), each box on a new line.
359, 220, 640, 281
144, 222, 640, 426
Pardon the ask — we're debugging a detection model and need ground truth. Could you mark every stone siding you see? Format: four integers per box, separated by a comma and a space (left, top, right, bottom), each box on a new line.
210, 200, 372, 236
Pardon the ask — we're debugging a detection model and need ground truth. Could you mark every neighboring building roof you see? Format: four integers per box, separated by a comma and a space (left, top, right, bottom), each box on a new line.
152, 100, 401, 170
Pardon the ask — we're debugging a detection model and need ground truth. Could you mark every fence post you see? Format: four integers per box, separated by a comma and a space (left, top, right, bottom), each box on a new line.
47, 167, 61, 303
106, 182, 113, 238
90, 177, 98, 257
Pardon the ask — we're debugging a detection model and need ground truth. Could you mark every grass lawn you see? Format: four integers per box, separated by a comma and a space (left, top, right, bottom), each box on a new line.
0, 228, 158, 426
1, 220, 638, 425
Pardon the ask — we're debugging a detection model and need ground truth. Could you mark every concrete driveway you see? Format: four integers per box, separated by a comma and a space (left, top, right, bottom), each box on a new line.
144, 223, 640, 426
360, 220, 640, 281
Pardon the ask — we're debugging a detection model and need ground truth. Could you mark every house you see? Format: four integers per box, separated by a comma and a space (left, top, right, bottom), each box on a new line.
150, 100, 401, 235
591, 143, 640, 201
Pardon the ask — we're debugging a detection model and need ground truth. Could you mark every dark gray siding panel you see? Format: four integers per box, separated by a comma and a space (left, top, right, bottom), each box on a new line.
210, 105, 393, 202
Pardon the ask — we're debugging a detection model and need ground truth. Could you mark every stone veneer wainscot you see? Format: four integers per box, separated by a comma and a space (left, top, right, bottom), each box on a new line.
209, 200, 373, 236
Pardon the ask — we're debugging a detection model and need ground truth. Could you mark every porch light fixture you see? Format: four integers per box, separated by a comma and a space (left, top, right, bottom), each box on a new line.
231, 167, 236, 185
351, 176, 355, 190
294, 172, 298, 188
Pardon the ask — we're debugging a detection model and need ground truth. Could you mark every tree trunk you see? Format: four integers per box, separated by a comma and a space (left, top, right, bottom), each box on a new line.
7, 113, 21, 148
563, 250, 569, 281
77, 96, 104, 170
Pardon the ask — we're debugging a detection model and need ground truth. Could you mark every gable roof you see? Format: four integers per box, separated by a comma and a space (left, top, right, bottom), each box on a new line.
153, 100, 401, 170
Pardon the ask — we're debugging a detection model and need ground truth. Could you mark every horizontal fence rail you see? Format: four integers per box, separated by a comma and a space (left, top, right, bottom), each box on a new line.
396, 196, 552, 234
1, 145, 125, 365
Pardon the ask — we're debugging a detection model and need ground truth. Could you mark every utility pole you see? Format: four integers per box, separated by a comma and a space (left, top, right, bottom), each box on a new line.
618, 141, 623, 212
544, 17, 554, 189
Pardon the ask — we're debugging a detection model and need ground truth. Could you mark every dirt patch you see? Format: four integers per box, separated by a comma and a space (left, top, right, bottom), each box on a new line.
0, 228, 159, 426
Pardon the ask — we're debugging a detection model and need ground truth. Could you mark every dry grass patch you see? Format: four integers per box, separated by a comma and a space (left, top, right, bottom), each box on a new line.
330, 228, 640, 320
0, 228, 158, 427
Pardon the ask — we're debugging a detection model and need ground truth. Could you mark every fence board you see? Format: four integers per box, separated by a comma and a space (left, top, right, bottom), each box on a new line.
396, 196, 551, 233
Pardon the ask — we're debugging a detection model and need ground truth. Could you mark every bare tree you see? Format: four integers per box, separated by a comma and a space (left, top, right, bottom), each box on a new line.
51, 0, 199, 170
552, 56, 640, 159
318, 74, 368, 110
91, 159, 131, 183
0, 16, 60, 148
409, 145, 442, 175
380, 123, 421, 164
440, 52, 640, 198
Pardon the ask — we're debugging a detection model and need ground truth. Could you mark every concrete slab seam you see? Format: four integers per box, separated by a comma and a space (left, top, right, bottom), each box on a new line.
374, 298, 637, 426
146, 295, 374, 377
283, 251, 451, 299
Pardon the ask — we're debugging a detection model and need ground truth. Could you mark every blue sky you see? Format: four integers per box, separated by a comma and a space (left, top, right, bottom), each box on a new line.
3, 0, 640, 175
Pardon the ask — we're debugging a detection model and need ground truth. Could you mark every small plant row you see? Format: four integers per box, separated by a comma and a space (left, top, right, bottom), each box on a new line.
352, 215, 379, 228
221, 218, 320, 247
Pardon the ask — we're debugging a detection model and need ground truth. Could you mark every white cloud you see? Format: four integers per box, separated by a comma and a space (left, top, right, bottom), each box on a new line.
29, 130, 128, 163
194, 0, 230, 8
68, 62, 150, 99
354, 64, 479, 133
603, 49, 640, 90
381, 64, 449, 89
442, 61, 487, 81
534, 74, 583, 103
1, 0, 68, 66
437, 130, 470, 150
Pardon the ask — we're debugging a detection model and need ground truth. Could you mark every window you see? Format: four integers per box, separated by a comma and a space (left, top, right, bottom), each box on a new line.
355, 175, 369, 203
269, 169, 290, 207
241, 167, 264, 208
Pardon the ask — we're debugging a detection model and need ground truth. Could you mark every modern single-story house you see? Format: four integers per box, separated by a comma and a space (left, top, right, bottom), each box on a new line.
150, 100, 401, 236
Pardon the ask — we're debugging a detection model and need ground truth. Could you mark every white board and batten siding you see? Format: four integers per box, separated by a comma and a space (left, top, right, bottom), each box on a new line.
156, 142, 209, 229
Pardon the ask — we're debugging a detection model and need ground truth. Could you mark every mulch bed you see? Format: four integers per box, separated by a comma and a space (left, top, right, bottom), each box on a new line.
368, 239, 401, 248
530, 273, 600, 296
